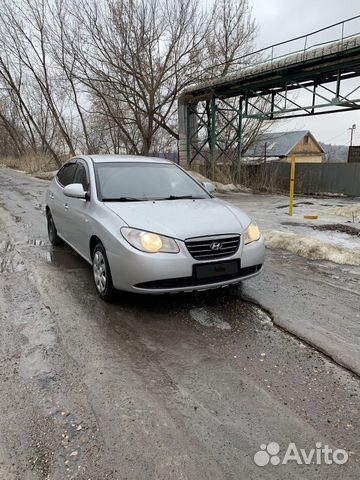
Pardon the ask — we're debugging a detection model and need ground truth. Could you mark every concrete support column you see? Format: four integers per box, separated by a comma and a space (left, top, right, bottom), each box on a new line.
177, 96, 188, 167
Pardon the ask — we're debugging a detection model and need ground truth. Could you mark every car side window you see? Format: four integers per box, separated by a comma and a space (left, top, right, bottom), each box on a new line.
57, 163, 78, 187
74, 163, 89, 191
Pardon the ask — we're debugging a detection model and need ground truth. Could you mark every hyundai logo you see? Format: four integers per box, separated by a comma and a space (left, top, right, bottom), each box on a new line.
210, 242, 222, 251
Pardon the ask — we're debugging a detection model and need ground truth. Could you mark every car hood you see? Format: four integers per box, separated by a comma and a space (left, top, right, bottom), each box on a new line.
106, 198, 251, 240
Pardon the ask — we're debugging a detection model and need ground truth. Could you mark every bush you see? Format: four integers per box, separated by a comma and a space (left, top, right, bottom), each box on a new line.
0, 155, 58, 174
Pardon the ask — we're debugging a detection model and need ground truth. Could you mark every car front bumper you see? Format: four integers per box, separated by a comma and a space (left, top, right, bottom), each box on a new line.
107, 236, 265, 294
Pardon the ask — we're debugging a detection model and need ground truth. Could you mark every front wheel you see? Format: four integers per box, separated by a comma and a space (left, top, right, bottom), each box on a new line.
92, 243, 115, 301
47, 211, 64, 246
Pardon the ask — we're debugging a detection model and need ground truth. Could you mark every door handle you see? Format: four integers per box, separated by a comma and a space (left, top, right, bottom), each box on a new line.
64, 204, 69, 211
50, 193, 54, 200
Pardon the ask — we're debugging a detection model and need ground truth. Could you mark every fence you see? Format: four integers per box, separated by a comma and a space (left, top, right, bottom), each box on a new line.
348, 146, 360, 163
239, 162, 360, 196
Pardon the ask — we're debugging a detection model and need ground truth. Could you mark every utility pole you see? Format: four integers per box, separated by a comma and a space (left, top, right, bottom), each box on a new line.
289, 156, 296, 216
349, 124, 356, 146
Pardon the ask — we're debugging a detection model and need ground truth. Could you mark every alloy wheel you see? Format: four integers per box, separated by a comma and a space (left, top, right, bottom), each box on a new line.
93, 250, 107, 293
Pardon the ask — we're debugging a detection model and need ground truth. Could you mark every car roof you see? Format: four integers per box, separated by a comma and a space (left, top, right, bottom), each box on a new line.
82, 154, 173, 164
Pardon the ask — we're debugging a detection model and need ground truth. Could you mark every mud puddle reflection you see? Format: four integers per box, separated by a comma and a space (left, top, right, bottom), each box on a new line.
39, 245, 88, 270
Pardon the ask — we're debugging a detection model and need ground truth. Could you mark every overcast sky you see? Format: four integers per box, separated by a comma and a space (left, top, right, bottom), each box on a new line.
249, 0, 360, 145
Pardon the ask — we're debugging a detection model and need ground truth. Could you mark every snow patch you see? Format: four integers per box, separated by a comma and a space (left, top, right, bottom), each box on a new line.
252, 305, 273, 325
264, 230, 360, 266
190, 308, 231, 330
213, 182, 238, 193
326, 204, 360, 220
187, 171, 239, 193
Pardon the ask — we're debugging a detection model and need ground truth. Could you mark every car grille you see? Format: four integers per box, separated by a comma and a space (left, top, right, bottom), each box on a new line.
185, 235, 240, 260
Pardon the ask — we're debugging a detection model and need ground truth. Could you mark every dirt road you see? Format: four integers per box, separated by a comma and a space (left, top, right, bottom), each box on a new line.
0, 167, 358, 479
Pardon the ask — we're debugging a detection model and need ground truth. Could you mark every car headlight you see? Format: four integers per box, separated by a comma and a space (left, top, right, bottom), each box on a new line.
121, 227, 180, 253
243, 221, 261, 245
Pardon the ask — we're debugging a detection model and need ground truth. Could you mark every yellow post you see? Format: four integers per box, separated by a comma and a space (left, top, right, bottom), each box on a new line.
289, 156, 296, 216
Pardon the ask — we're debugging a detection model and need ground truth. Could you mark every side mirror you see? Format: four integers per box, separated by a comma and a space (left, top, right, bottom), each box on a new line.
203, 181, 215, 194
63, 183, 87, 199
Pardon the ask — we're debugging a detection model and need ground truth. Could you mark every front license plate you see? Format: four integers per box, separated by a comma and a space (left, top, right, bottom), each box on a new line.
194, 259, 240, 279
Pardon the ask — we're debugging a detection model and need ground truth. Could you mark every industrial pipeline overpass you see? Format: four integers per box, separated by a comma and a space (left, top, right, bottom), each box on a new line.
178, 16, 360, 179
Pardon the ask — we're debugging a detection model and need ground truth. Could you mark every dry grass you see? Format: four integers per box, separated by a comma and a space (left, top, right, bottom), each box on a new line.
0, 155, 58, 174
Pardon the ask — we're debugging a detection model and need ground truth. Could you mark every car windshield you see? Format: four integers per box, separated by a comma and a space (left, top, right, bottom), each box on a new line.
95, 162, 210, 201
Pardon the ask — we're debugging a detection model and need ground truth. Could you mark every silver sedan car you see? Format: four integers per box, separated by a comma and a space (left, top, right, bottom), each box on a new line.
45, 155, 265, 300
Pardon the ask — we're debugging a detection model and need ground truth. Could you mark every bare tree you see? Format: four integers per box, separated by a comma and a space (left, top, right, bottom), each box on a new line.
0, 0, 264, 175
0, 0, 94, 164
68, 0, 210, 154
205, 0, 257, 77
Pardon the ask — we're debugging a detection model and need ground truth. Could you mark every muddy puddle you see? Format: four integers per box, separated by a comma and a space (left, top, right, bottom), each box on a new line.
39, 246, 89, 270
276, 201, 314, 209
22, 237, 89, 270
107, 285, 274, 343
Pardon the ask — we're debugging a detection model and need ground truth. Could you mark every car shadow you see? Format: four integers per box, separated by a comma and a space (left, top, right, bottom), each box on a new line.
44, 242, 251, 315
110, 282, 245, 312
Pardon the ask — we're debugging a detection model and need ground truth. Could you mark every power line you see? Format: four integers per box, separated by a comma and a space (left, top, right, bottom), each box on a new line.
322, 129, 349, 144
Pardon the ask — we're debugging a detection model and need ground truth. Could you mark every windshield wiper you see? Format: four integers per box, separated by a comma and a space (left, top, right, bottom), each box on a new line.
156, 195, 205, 200
102, 197, 144, 202
102, 195, 206, 202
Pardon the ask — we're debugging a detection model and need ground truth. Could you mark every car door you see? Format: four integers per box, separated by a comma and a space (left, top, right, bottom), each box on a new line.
63, 159, 93, 259
49, 162, 78, 241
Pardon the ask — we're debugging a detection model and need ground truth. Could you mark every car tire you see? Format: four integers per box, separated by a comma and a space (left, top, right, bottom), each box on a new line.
92, 243, 115, 302
47, 211, 64, 246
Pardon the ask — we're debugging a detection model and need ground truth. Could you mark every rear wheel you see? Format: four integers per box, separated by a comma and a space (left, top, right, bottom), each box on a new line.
92, 243, 115, 301
47, 211, 64, 246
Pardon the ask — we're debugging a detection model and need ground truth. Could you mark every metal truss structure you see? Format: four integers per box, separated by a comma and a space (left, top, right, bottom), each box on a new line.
178, 16, 360, 177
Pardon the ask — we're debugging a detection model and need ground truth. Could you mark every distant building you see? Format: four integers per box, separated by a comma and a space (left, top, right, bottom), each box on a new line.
244, 130, 325, 163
